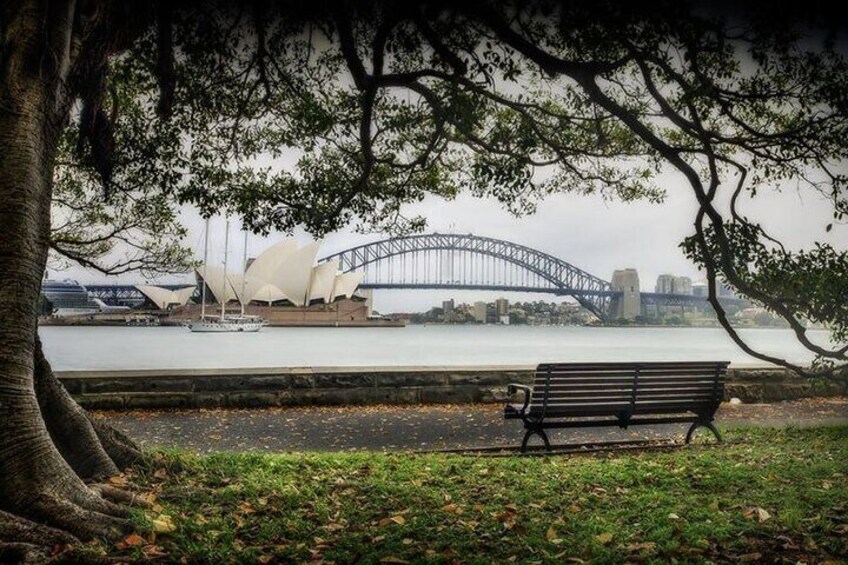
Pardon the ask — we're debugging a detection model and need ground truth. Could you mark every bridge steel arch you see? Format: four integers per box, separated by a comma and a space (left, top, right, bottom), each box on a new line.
319, 234, 615, 319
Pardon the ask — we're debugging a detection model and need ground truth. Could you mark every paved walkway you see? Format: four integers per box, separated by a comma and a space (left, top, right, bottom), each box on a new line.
95, 398, 848, 453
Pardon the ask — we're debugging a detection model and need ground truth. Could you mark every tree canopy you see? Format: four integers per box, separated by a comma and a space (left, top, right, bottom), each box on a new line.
62, 0, 848, 379
1, 1, 847, 557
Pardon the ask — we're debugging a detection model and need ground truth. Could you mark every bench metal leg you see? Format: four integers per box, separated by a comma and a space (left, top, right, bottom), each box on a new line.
685, 421, 722, 444
521, 427, 552, 453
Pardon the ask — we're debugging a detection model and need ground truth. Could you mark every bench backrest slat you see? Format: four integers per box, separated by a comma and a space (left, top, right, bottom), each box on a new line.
525, 361, 728, 420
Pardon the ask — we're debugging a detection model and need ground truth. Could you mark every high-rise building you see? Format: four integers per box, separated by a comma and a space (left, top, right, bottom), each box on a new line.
672, 276, 693, 295
718, 283, 737, 298
495, 298, 509, 317
611, 269, 641, 319
655, 274, 674, 294
692, 280, 737, 298
442, 299, 455, 322
472, 301, 487, 323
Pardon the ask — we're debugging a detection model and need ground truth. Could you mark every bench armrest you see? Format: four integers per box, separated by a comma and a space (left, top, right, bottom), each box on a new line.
507, 383, 532, 413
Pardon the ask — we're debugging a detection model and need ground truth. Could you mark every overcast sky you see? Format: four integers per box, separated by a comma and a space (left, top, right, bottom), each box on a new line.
56, 164, 845, 313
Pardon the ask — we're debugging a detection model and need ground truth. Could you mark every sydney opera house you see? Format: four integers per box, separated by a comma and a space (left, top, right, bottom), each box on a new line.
135, 239, 382, 326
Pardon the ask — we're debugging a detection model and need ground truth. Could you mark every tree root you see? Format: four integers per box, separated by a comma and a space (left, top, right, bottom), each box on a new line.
0, 542, 51, 564
89, 417, 145, 469
0, 509, 76, 546
29, 494, 127, 540
0, 339, 148, 562
0, 509, 77, 564
89, 484, 151, 509
34, 337, 120, 481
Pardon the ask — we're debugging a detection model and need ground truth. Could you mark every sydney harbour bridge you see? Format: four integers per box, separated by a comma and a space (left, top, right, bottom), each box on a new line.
87, 233, 746, 321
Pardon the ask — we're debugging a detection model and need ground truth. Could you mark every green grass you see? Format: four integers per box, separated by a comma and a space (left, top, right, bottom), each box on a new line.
90, 427, 848, 564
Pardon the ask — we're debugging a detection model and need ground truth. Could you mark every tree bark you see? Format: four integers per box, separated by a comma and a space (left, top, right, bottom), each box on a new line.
91, 415, 145, 469
0, 1, 137, 547
33, 333, 144, 478
33, 335, 120, 481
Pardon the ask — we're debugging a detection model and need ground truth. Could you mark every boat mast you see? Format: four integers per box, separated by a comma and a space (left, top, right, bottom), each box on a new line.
241, 229, 248, 317
201, 217, 209, 320
221, 219, 230, 322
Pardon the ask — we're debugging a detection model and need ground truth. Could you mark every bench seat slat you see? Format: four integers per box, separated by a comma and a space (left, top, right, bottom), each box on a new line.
529, 398, 717, 408
535, 393, 718, 403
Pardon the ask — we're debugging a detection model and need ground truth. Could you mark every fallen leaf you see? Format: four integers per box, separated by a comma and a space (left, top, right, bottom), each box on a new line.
390, 515, 406, 525
595, 532, 614, 545
546, 527, 557, 540
743, 507, 770, 523
108, 475, 128, 487
626, 542, 656, 553
151, 514, 177, 533
123, 533, 146, 547
141, 544, 168, 558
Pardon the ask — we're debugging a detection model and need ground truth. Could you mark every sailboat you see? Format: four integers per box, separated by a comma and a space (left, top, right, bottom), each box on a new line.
188, 219, 265, 333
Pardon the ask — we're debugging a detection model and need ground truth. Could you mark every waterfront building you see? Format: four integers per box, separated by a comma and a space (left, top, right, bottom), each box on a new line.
655, 274, 674, 294
610, 269, 641, 320
472, 301, 487, 323
195, 238, 365, 307
495, 298, 509, 317
442, 299, 455, 322
692, 280, 738, 299
718, 283, 738, 298
672, 276, 693, 295
164, 239, 377, 327
135, 285, 195, 310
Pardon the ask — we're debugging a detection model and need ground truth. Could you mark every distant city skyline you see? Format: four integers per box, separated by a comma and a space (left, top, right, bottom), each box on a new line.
50, 168, 845, 314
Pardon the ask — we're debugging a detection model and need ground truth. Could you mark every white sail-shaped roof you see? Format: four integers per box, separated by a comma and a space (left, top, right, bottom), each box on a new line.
242, 275, 291, 305
244, 238, 297, 284
173, 286, 196, 305
271, 241, 320, 306
227, 273, 248, 303
196, 265, 237, 304
332, 271, 365, 300
308, 260, 338, 304
135, 285, 194, 310
194, 237, 364, 306
251, 283, 288, 305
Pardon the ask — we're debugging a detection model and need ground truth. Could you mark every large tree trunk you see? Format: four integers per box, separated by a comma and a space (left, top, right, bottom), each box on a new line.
33, 334, 143, 479
0, 2, 144, 554
33, 335, 120, 481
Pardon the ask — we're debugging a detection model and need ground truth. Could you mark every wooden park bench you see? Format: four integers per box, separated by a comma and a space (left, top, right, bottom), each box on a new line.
505, 361, 729, 452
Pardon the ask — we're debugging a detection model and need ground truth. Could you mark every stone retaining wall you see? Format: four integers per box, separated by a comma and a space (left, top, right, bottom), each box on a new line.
57, 365, 843, 410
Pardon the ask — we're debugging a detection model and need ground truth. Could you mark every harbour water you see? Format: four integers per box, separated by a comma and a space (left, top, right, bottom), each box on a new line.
40, 325, 832, 371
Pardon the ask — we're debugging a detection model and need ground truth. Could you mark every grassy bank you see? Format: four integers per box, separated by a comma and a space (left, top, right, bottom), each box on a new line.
88, 427, 847, 563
